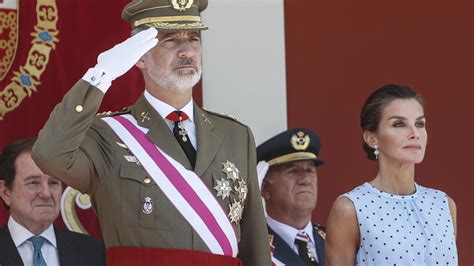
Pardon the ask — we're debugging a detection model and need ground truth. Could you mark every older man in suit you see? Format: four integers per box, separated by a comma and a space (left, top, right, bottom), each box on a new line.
32, 0, 270, 265
257, 128, 326, 266
0, 139, 105, 266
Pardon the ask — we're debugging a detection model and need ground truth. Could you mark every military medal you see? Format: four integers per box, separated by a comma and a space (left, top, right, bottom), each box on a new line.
222, 160, 239, 181
307, 245, 316, 262
142, 197, 153, 215
228, 200, 243, 224
214, 178, 231, 200
177, 117, 188, 142
234, 179, 248, 201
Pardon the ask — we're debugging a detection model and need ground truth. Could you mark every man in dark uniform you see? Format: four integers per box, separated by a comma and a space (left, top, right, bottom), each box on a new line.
0, 139, 105, 266
257, 128, 326, 265
32, 0, 270, 265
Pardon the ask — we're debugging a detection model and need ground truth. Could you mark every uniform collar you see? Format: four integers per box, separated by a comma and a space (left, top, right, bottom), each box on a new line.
267, 215, 315, 247
8, 216, 57, 248
144, 90, 194, 122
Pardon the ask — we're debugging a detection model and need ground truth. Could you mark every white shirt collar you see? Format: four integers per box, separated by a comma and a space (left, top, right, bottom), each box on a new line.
266, 215, 315, 247
144, 90, 194, 122
8, 216, 57, 248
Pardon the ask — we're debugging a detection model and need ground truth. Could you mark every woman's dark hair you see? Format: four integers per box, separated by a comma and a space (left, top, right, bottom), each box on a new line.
360, 84, 424, 160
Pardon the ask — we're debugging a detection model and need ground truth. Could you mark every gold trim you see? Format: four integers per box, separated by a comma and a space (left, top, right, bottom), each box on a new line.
61, 187, 89, 234
0, 0, 19, 81
267, 152, 317, 166
145, 21, 207, 30
0, 0, 59, 120
134, 15, 201, 27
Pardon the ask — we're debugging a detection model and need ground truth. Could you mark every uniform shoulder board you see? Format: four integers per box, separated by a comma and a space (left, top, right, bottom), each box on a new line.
203, 108, 244, 125
314, 224, 326, 239
96, 107, 131, 117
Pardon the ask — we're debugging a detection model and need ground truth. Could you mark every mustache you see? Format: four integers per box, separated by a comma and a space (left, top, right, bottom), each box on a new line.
173, 58, 198, 68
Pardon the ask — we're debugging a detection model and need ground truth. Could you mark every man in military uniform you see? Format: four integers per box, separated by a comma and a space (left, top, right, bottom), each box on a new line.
257, 128, 326, 265
32, 0, 270, 265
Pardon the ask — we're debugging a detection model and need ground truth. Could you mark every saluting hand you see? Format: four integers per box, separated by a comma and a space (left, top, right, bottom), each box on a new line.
82, 27, 158, 93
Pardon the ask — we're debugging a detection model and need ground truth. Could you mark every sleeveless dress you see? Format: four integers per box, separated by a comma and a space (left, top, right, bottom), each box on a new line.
343, 182, 457, 265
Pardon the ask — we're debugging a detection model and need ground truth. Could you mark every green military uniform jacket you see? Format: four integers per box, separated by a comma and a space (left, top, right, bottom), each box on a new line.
32, 79, 271, 266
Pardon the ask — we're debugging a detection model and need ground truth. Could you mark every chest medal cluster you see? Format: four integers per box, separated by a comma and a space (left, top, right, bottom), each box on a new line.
213, 160, 248, 224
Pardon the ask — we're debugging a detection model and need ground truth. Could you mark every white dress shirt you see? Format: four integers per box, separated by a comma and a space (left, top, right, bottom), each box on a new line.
144, 90, 197, 150
267, 215, 319, 263
8, 216, 60, 266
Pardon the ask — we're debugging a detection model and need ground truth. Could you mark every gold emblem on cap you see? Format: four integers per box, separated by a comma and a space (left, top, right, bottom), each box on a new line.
170, 0, 193, 12
291, 131, 310, 151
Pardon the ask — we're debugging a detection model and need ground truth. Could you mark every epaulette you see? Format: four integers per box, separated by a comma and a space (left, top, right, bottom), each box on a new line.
203, 108, 245, 125
96, 107, 131, 117
314, 224, 326, 240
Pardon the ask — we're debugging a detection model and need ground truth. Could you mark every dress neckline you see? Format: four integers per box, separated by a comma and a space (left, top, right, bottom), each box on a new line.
363, 182, 420, 200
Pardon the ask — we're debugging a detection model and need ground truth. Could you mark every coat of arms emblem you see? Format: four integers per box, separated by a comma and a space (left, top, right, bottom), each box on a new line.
0, 0, 59, 120
0, 0, 19, 81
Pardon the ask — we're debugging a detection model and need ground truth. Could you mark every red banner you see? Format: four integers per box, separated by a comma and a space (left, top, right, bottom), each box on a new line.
0, 0, 147, 238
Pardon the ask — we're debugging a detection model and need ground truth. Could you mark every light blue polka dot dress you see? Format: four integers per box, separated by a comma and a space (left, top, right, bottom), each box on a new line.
344, 182, 457, 265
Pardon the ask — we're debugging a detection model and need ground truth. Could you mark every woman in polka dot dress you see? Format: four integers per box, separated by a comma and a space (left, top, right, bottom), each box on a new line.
325, 85, 458, 265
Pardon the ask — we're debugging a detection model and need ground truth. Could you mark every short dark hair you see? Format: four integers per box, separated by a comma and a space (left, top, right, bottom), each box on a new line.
360, 84, 424, 160
0, 138, 36, 210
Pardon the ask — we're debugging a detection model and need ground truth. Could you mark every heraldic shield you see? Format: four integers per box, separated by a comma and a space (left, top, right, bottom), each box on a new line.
0, 0, 18, 81
0, 0, 59, 120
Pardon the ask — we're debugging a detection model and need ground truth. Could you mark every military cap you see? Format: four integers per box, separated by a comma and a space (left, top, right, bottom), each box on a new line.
122, 0, 208, 31
257, 128, 324, 167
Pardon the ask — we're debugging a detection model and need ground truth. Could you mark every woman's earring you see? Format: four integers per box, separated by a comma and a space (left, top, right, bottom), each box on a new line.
374, 145, 379, 160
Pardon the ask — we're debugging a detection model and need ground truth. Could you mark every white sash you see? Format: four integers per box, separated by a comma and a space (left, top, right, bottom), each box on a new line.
102, 114, 238, 257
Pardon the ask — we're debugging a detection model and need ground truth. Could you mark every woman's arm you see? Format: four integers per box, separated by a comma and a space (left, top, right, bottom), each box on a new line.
447, 195, 457, 238
325, 196, 360, 266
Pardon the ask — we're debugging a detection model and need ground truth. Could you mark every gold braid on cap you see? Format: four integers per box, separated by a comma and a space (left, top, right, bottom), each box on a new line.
134, 15, 202, 27
267, 152, 317, 166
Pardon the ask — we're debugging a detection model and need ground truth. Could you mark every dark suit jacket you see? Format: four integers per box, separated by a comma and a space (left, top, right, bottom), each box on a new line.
268, 224, 326, 266
0, 224, 105, 266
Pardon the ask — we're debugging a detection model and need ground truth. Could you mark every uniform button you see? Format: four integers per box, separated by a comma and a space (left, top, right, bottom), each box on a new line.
144, 178, 151, 184
75, 105, 83, 113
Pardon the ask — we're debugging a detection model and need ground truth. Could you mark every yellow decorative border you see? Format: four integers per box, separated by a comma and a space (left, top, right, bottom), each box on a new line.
134, 15, 202, 27
0, 0, 59, 120
0, 3, 19, 81
267, 152, 317, 166
146, 21, 207, 30
61, 186, 91, 234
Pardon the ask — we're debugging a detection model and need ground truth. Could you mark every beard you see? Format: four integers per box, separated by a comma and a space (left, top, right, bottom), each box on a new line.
144, 54, 202, 93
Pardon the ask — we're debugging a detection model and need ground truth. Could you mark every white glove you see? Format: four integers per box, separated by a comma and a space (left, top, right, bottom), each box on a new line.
256, 160, 269, 190
82, 27, 158, 93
